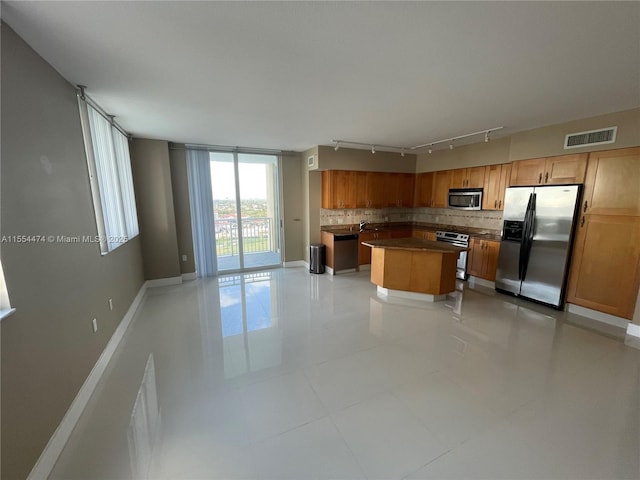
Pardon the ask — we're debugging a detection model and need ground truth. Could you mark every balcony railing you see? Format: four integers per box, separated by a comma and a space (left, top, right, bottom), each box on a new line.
215, 217, 273, 257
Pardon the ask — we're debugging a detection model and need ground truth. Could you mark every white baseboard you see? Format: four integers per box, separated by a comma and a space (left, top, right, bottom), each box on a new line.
359, 264, 371, 271
467, 276, 495, 289
377, 286, 447, 302
626, 322, 640, 338
146, 276, 183, 288
181, 272, 197, 281
27, 281, 149, 480
284, 260, 305, 268
566, 303, 630, 329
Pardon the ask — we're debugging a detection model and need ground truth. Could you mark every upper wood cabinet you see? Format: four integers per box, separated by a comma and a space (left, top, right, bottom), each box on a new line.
414, 172, 434, 207
567, 214, 640, 319
482, 163, 511, 210
322, 170, 415, 209
581, 147, 640, 216
510, 153, 587, 186
322, 170, 355, 208
432, 170, 451, 208
450, 166, 486, 189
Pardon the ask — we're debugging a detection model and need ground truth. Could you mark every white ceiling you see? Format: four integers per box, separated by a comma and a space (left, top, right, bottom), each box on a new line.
2, 1, 639, 152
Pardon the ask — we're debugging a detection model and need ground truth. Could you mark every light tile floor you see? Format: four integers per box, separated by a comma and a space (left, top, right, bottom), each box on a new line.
50, 268, 640, 480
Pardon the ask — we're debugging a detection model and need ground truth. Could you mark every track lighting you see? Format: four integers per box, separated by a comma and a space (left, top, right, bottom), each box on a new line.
331, 126, 502, 156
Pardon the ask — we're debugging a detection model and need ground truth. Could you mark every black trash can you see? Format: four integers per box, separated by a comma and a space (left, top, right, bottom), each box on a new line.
309, 244, 326, 274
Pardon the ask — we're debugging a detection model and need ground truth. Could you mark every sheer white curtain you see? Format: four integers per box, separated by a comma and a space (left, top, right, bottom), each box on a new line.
187, 149, 218, 277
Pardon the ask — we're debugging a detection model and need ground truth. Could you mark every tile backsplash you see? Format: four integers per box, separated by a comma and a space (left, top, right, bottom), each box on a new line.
320, 207, 503, 231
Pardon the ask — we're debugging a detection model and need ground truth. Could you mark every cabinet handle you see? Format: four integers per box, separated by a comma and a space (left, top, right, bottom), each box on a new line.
581, 216, 585, 227
498, 200, 502, 208
545, 172, 549, 183
538, 173, 542, 184
494, 200, 498, 208
583, 200, 588, 212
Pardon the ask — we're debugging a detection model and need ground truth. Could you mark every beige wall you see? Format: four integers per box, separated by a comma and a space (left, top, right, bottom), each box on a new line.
281, 152, 304, 262
130, 139, 181, 280
416, 108, 640, 172
509, 108, 640, 161
0, 24, 145, 479
318, 145, 417, 172
168, 145, 196, 274
416, 137, 511, 172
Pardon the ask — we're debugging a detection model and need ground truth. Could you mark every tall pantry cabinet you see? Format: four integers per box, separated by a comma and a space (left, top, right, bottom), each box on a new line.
566, 147, 640, 319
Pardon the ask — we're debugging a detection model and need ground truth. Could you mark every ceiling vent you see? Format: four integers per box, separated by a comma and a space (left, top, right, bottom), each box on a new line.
564, 126, 617, 149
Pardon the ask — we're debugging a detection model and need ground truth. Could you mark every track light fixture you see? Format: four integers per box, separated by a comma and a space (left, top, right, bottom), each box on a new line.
331, 126, 502, 157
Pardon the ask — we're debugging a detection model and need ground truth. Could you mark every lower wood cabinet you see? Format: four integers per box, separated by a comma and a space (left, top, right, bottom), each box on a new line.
467, 238, 500, 281
412, 230, 436, 241
567, 214, 640, 319
358, 231, 390, 265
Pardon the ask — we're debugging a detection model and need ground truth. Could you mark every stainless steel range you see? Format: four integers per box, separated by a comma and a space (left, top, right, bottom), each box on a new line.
436, 231, 470, 280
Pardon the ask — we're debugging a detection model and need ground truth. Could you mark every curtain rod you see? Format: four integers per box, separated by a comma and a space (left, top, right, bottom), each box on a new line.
172, 142, 283, 155
76, 85, 130, 139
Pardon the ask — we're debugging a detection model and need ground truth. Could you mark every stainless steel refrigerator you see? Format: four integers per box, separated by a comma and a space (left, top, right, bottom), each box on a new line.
495, 185, 581, 309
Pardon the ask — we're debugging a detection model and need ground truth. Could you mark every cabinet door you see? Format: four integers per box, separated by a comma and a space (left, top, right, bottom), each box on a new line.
432, 170, 451, 208
414, 172, 434, 207
399, 174, 415, 207
467, 238, 484, 278
467, 166, 486, 188
390, 229, 412, 239
567, 215, 640, 319
354, 171, 368, 208
482, 240, 500, 281
334, 171, 356, 208
497, 163, 511, 210
510, 158, 546, 186
368, 172, 387, 208
583, 147, 640, 216
358, 232, 375, 265
482, 165, 502, 210
321, 171, 333, 208
543, 154, 587, 185
450, 169, 467, 189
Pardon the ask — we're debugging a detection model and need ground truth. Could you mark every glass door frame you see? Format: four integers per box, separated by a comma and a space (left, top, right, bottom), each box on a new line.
210, 148, 284, 273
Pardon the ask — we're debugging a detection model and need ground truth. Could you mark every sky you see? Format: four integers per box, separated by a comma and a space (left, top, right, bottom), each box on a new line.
209, 153, 276, 200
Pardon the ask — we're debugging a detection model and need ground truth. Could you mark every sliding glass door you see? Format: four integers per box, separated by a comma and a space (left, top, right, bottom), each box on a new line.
210, 151, 282, 272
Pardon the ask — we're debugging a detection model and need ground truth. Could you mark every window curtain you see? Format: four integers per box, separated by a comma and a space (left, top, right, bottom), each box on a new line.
187, 149, 218, 277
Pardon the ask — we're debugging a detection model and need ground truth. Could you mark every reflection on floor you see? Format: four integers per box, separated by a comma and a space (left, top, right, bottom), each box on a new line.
217, 251, 281, 272
50, 269, 639, 480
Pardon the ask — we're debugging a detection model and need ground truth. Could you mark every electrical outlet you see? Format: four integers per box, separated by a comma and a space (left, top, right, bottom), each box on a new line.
92, 318, 98, 333
181, 254, 187, 262
108, 298, 113, 311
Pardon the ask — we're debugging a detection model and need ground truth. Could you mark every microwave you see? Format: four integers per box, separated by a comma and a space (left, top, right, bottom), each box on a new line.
448, 188, 483, 210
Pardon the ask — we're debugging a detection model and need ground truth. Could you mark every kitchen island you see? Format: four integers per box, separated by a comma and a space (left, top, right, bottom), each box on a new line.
361, 237, 467, 301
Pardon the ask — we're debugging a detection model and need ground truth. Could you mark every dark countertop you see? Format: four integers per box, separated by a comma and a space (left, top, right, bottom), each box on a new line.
321, 222, 501, 242
361, 237, 468, 253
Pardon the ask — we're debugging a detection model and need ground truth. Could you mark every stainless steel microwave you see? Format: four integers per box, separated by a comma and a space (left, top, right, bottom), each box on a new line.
448, 188, 483, 210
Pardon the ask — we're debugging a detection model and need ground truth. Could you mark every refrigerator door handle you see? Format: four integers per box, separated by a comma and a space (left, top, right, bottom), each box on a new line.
518, 193, 537, 281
